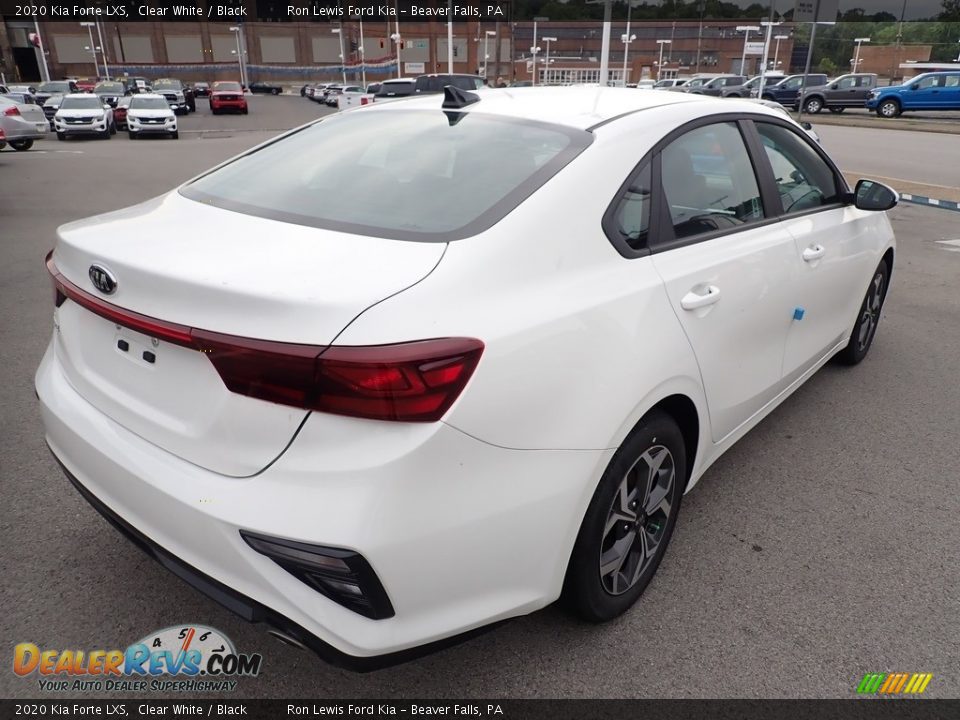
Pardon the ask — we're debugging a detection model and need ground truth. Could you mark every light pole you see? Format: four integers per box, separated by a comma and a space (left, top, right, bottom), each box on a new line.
229, 26, 246, 89
656, 39, 671, 81
620, 0, 634, 88
332, 26, 346, 84
95, 21, 109, 80
773, 34, 788, 71
391, 31, 402, 78
541, 37, 556, 84
853, 37, 870, 73
483, 30, 496, 80
532, 16, 548, 86
80, 22, 100, 78
358, 20, 366, 86
757, 20, 780, 100
32, 19, 50, 83
530, 45, 541, 86
736, 25, 760, 76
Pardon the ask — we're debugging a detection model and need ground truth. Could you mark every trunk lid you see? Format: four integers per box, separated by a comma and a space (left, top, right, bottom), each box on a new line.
51, 191, 445, 477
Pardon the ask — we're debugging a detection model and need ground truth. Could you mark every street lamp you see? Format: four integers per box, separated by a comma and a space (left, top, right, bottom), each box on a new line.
482, 30, 496, 80
530, 46, 541, 86
79, 22, 100, 78
737, 25, 760, 76
331, 27, 347, 85
541, 37, 557, 85
773, 34, 789, 71
228, 26, 246, 89
620, 0, 634, 87
853, 37, 871, 72
391, 31, 402, 79
656, 39, 671, 81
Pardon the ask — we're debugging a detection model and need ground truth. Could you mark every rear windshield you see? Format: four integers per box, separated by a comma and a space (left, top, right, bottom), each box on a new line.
39, 82, 72, 93
95, 82, 124, 93
214, 82, 242, 92
130, 97, 169, 110
181, 110, 591, 241
60, 96, 103, 109
376, 81, 415, 97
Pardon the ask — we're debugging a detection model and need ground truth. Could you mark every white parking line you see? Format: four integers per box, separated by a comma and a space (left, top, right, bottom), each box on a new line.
935, 240, 960, 252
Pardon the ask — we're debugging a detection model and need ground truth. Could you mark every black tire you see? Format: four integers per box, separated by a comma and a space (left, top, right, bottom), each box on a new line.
101, 127, 111, 140
877, 99, 901, 118
272, 88, 279, 95
836, 260, 890, 366
211, 108, 219, 115
128, 131, 137, 140
828, 106, 845, 114
803, 96, 824, 114
170, 131, 179, 139
242, 107, 248, 115
109, 121, 117, 135
10, 139, 34, 151
563, 410, 686, 623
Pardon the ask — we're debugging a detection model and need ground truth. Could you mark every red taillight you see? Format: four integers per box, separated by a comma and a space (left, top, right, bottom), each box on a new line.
3, 106, 20, 117
46, 252, 483, 422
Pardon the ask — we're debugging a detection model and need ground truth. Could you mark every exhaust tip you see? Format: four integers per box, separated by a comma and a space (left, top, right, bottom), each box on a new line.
267, 628, 308, 651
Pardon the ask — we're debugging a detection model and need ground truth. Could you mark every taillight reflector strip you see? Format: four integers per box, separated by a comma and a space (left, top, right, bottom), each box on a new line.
46, 252, 483, 422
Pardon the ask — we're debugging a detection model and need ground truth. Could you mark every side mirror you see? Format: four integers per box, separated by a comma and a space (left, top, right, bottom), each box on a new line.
910, 84, 919, 91
854, 179, 899, 212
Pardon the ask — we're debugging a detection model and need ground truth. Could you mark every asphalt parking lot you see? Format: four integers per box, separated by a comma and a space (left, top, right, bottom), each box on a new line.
2, 94, 958, 699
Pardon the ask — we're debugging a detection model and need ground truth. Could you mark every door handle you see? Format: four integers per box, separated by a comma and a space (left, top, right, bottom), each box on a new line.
802, 245, 826, 262
680, 285, 721, 310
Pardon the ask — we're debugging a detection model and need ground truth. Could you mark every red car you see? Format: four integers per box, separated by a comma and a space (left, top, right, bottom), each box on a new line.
113, 96, 132, 130
75, 78, 98, 93
209, 81, 247, 115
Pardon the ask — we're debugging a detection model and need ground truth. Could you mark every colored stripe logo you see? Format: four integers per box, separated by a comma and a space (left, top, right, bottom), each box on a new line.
857, 673, 933, 695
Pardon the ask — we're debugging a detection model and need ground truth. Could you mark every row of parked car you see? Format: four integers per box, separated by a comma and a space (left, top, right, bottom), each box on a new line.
301, 74, 489, 110
0, 78, 252, 147
656, 70, 960, 117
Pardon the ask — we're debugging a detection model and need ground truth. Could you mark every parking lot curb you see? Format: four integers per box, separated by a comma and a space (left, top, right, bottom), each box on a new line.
899, 194, 960, 212
802, 114, 960, 135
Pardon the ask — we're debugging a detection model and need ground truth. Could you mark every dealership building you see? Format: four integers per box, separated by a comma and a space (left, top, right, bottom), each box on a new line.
1, 6, 798, 87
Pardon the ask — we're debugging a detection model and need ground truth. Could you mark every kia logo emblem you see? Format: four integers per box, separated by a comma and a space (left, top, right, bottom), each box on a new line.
88, 264, 117, 295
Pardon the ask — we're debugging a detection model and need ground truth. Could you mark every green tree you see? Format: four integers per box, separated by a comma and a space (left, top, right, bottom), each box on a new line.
941, 0, 960, 22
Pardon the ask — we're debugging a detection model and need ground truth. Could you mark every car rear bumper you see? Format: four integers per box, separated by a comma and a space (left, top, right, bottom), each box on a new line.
36, 339, 608, 665
1, 117, 49, 141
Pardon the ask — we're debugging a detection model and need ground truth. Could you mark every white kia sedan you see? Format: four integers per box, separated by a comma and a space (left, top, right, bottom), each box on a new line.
36, 87, 897, 669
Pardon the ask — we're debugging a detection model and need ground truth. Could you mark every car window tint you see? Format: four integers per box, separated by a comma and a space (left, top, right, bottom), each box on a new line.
660, 122, 764, 241
916, 76, 939, 89
785, 78, 802, 89
838, 77, 857, 89
756, 122, 840, 215
945, 75, 960, 88
610, 163, 652, 250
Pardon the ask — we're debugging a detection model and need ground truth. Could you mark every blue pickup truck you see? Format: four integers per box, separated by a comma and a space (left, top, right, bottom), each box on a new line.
867, 72, 960, 118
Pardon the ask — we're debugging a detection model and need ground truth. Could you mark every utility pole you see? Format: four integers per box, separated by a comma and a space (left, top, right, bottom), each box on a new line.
598, 0, 611, 86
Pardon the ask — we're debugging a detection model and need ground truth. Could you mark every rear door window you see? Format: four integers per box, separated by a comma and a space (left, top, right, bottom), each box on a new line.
659, 122, 765, 240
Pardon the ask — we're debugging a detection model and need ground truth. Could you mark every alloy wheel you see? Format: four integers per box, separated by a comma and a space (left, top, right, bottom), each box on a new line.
599, 445, 675, 596
856, 270, 885, 353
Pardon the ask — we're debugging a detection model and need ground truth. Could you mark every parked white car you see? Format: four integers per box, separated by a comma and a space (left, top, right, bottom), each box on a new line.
0, 95, 48, 150
54, 93, 115, 140
37, 88, 897, 669
126, 94, 178, 140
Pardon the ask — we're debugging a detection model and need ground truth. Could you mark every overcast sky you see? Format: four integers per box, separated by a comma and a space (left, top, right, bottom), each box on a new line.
777, 0, 943, 20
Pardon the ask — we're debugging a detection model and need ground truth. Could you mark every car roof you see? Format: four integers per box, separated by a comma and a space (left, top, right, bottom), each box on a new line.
357, 86, 779, 131
131, 93, 165, 100
62, 93, 102, 99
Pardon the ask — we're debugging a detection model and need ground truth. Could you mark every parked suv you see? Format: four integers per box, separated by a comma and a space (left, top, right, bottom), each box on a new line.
796, 73, 878, 114
761, 74, 829, 105
683, 75, 747, 96
867, 72, 960, 118
722, 73, 786, 98
35, 80, 79, 107
413, 74, 485, 94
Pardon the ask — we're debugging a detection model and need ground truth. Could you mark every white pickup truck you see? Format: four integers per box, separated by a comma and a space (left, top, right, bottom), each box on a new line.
337, 83, 385, 111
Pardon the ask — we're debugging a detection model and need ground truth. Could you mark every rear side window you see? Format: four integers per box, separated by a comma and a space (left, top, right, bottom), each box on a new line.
609, 164, 652, 250
182, 110, 591, 241
660, 122, 765, 240
376, 81, 414, 97
756, 122, 840, 214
